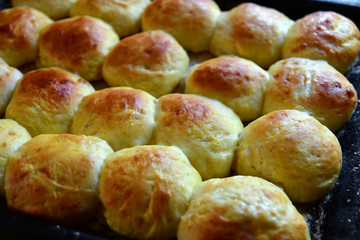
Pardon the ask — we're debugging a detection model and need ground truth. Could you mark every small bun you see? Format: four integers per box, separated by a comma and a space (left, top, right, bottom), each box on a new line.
185, 56, 270, 122
99, 145, 202, 239
11, 0, 76, 20
71, 87, 157, 151
0, 119, 31, 195
210, 2, 293, 69
37, 16, 119, 81
0, 6, 53, 67
178, 176, 310, 240
5, 68, 95, 136
142, 0, 221, 52
153, 94, 243, 180
262, 57, 358, 131
103, 30, 189, 98
71, 0, 151, 37
0, 59, 23, 115
282, 11, 360, 74
5, 134, 114, 224
234, 110, 342, 203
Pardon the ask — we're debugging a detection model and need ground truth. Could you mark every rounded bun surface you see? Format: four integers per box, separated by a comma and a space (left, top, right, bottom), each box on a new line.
5, 134, 114, 224
71, 0, 151, 37
0, 59, 23, 115
0, 119, 31, 195
37, 16, 119, 81
178, 176, 310, 240
210, 2, 294, 69
262, 57, 358, 131
152, 94, 243, 180
11, 0, 76, 20
185, 56, 270, 122
142, 0, 221, 52
282, 11, 360, 74
234, 110, 342, 203
71, 87, 157, 151
99, 145, 202, 239
5, 68, 95, 136
0, 6, 53, 67
103, 30, 189, 98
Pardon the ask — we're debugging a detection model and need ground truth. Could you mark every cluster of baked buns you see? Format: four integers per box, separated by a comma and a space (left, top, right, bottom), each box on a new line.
0, 0, 359, 239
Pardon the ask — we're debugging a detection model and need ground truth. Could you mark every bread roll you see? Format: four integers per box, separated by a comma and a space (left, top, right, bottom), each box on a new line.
11, 0, 76, 19
99, 145, 202, 239
185, 56, 270, 122
142, 0, 221, 53
177, 176, 310, 240
5, 134, 114, 224
37, 16, 119, 81
0, 59, 23, 116
70, 0, 151, 37
234, 110, 342, 203
152, 94, 243, 180
262, 57, 358, 131
0, 119, 31, 195
71, 87, 157, 151
282, 11, 360, 74
103, 30, 189, 98
5, 68, 95, 136
0, 6, 53, 67
210, 2, 294, 69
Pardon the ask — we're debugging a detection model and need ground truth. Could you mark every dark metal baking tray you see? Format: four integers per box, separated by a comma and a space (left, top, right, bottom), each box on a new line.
0, 0, 359, 239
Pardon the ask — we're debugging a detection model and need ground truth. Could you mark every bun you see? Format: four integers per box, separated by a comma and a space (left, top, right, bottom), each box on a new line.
234, 110, 342, 202
262, 57, 358, 131
0, 6, 53, 67
5, 134, 114, 224
177, 176, 310, 240
0, 119, 31, 195
142, 0, 221, 52
11, 0, 76, 20
71, 87, 157, 151
210, 2, 293, 69
37, 16, 119, 81
99, 145, 202, 239
282, 11, 360, 74
0, 59, 23, 115
185, 56, 270, 122
103, 30, 189, 98
70, 0, 151, 37
5, 68, 95, 136
152, 93, 243, 180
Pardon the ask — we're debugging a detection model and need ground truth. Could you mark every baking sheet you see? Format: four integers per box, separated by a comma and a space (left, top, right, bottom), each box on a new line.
0, 0, 359, 239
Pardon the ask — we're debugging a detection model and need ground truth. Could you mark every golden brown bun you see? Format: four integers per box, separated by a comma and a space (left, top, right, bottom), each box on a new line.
103, 30, 189, 98
71, 87, 157, 151
234, 110, 342, 203
11, 0, 76, 20
0, 59, 23, 115
210, 2, 294, 69
99, 145, 202, 239
177, 176, 310, 240
185, 56, 270, 122
282, 11, 360, 74
0, 6, 53, 67
5, 134, 114, 224
152, 94, 243, 180
0, 119, 31, 195
142, 0, 221, 53
262, 57, 358, 131
37, 16, 119, 81
5, 68, 95, 136
70, 0, 151, 37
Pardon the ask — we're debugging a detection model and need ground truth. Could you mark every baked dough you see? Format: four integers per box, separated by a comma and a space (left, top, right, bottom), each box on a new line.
99, 145, 202, 239
234, 110, 342, 202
